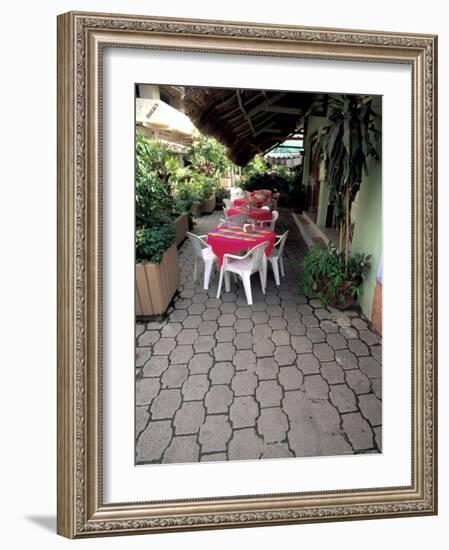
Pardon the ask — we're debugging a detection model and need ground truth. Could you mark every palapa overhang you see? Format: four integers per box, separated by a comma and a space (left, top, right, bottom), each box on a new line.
182, 87, 325, 166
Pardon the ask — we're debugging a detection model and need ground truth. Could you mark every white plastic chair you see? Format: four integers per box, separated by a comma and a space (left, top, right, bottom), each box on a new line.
216, 241, 269, 305
218, 213, 248, 227
223, 198, 233, 209
186, 232, 217, 290
259, 210, 279, 231
222, 206, 229, 219
230, 187, 245, 201
268, 231, 289, 285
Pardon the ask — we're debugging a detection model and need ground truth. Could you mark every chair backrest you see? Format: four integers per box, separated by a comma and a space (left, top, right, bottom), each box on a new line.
248, 241, 269, 272
223, 198, 232, 209
270, 210, 279, 230
222, 206, 229, 219
230, 187, 245, 201
276, 230, 289, 256
186, 232, 207, 260
222, 214, 247, 226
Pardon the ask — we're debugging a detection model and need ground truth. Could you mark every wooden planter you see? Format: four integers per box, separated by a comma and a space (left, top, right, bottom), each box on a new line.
202, 195, 216, 213
191, 201, 202, 218
174, 213, 189, 246
136, 244, 180, 317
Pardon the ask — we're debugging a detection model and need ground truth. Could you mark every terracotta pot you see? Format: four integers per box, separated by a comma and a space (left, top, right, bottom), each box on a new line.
191, 201, 202, 218
136, 244, 180, 317
202, 195, 216, 213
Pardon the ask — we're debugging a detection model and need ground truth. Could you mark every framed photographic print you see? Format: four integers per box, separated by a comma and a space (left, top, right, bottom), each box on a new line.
57, 11, 438, 538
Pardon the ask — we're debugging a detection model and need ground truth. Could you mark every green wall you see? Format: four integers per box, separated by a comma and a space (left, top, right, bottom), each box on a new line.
350, 157, 382, 319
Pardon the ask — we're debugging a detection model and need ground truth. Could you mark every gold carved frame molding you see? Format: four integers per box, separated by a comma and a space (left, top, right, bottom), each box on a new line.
57, 11, 437, 538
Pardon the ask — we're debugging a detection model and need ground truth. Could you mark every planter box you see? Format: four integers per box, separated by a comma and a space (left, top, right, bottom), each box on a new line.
191, 202, 202, 218
202, 195, 216, 213
136, 244, 180, 317
174, 213, 189, 246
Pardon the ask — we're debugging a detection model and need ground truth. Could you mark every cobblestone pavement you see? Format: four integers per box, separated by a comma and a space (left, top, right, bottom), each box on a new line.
136, 210, 382, 464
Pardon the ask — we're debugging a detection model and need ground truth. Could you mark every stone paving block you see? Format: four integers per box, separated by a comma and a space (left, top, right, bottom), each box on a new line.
170, 345, 194, 365
265, 295, 281, 305
279, 366, 304, 390
255, 357, 279, 380
203, 308, 220, 321
136, 347, 152, 368
234, 333, 253, 350
306, 328, 326, 343
274, 345, 296, 366
220, 302, 236, 313
182, 374, 210, 401
319, 433, 353, 456
261, 443, 293, 459
205, 298, 221, 308
136, 405, 150, 436
329, 384, 357, 413
326, 333, 347, 350
146, 320, 164, 330
302, 314, 320, 328
150, 389, 181, 419
370, 344, 382, 363
205, 385, 233, 414
359, 330, 380, 346
348, 339, 369, 356
291, 336, 312, 353
257, 408, 289, 443
253, 311, 269, 324
138, 331, 161, 347
320, 320, 339, 334
314, 308, 331, 320
288, 420, 319, 456
230, 396, 259, 428
358, 393, 382, 426
174, 401, 205, 435
228, 428, 263, 460
136, 323, 146, 338
231, 371, 258, 396
339, 326, 359, 339
303, 375, 329, 400
342, 412, 374, 450
333, 314, 352, 328
235, 319, 254, 332
286, 322, 306, 335
352, 318, 368, 330
371, 377, 382, 400
320, 361, 345, 385
191, 293, 208, 304
271, 330, 291, 346
256, 380, 283, 407
142, 356, 169, 378
169, 309, 188, 322
194, 335, 216, 353
297, 353, 320, 374
359, 356, 382, 379
199, 415, 232, 453
254, 339, 276, 357
214, 342, 236, 362
182, 315, 202, 329
269, 317, 288, 330
163, 435, 200, 464
236, 306, 252, 318
267, 305, 284, 317
310, 401, 341, 433
283, 309, 302, 322
217, 313, 236, 327
335, 349, 359, 370
215, 327, 236, 342
152, 338, 176, 356
253, 324, 272, 340
313, 342, 335, 361
374, 426, 382, 451
233, 349, 256, 371
221, 291, 237, 302
188, 353, 213, 374
297, 304, 313, 315
161, 364, 189, 388
136, 420, 172, 463
176, 329, 198, 345
252, 300, 268, 312
174, 298, 191, 309
345, 369, 372, 394
136, 378, 161, 405
197, 321, 218, 336
200, 453, 227, 462
210, 362, 235, 384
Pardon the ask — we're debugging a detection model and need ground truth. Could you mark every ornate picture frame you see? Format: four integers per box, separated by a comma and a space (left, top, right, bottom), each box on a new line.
57, 11, 437, 538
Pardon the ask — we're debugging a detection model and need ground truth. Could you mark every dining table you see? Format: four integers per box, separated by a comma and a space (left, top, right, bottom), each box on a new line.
207, 224, 276, 266
226, 206, 273, 222
232, 197, 266, 209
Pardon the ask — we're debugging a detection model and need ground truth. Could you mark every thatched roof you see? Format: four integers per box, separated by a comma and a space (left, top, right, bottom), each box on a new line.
182, 87, 323, 166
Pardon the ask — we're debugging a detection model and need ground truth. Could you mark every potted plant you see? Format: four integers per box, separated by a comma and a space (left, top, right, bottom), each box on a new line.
199, 176, 217, 213
135, 134, 180, 317
300, 243, 371, 309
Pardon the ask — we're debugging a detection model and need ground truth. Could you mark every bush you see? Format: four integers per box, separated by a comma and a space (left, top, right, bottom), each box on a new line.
300, 243, 371, 307
136, 225, 176, 264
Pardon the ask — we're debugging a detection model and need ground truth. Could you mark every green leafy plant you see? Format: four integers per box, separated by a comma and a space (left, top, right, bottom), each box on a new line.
187, 135, 231, 181
310, 94, 381, 269
300, 243, 371, 308
136, 225, 176, 264
242, 154, 269, 178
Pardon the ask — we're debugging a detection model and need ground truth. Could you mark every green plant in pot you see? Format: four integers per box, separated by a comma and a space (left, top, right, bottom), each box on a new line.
300, 243, 371, 309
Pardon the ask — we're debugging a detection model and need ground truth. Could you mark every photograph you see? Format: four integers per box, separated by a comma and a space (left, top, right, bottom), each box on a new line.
134, 84, 383, 465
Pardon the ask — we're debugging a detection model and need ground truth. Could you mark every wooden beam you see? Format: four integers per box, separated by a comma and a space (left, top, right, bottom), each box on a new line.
236, 89, 256, 137
246, 92, 287, 117
263, 106, 304, 115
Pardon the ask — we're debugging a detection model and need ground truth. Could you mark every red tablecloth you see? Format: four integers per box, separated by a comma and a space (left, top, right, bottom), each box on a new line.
226, 207, 272, 221
232, 197, 266, 208
207, 225, 276, 265
250, 189, 272, 201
